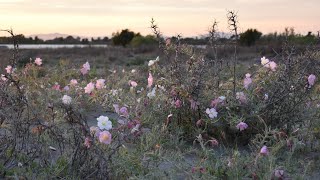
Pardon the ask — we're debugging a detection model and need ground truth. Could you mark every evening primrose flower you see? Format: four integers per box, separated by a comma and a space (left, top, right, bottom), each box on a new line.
80, 61, 90, 75
260, 145, 269, 156
84, 82, 95, 94
5, 65, 12, 74
308, 74, 316, 87
236, 122, 248, 131
129, 80, 138, 87
147, 72, 153, 88
84, 137, 92, 148
70, 79, 78, 86
119, 107, 129, 117
243, 73, 252, 89
148, 56, 159, 66
175, 99, 182, 108
261, 56, 269, 67
96, 79, 105, 89
52, 83, 61, 91
35, 58, 42, 66
236, 92, 247, 104
206, 108, 218, 119
97, 116, 112, 130
62, 95, 72, 105
99, 131, 112, 145
274, 169, 284, 178
269, 61, 277, 71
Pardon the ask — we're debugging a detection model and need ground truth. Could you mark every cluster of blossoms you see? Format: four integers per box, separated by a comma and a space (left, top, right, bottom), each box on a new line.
261, 57, 277, 71
3, 57, 42, 77
86, 115, 113, 148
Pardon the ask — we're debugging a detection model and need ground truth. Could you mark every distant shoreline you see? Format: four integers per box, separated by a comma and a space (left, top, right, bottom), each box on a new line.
0, 44, 109, 49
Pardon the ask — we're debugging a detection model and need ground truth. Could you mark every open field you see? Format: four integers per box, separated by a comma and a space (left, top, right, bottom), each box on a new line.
1, 38, 320, 179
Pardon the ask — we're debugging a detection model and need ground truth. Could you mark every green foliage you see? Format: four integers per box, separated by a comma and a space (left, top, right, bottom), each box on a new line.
130, 35, 157, 47
240, 28, 262, 46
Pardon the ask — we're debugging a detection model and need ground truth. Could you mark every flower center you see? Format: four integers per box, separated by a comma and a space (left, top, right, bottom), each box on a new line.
101, 133, 109, 141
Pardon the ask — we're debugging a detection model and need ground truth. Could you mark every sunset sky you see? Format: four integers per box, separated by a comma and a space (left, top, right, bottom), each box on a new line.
0, 0, 319, 38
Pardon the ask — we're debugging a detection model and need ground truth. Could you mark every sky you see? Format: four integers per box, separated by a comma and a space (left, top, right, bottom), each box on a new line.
0, 0, 319, 38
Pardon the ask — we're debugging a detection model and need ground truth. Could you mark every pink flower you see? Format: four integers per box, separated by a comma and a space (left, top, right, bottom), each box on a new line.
84, 82, 95, 94
236, 122, 248, 131
243, 73, 252, 89
96, 79, 105, 89
80, 62, 90, 75
1, 74, 7, 82
260, 145, 269, 156
84, 137, 92, 148
210, 96, 226, 108
175, 99, 182, 108
269, 61, 277, 71
196, 119, 204, 127
120, 107, 129, 117
209, 138, 219, 147
236, 92, 247, 104
127, 119, 141, 129
63, 86, 70, 91
98, 131, 112, 145
80, 68, 89, 75
147, 73, 153, 88
308, 74, 316, 87
130, 80, 138, 87
70, 79, 78, 86
34, 58, 42, 66
113, 104, 120, 114
274, 169, 284, 178
199, 167, 206, 173
5, 65, 12, 74
52, 83, 61, 91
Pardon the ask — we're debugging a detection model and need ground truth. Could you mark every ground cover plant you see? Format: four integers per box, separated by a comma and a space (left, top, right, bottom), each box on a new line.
1, 13, 320, 179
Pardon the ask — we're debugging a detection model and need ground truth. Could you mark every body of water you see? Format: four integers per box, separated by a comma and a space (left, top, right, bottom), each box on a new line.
0, 44, 108, 49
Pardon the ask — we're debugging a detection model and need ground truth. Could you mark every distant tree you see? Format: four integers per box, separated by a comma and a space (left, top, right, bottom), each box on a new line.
81, 38, 89, 44
112, 29, 136, 47
239, 29, 262, 46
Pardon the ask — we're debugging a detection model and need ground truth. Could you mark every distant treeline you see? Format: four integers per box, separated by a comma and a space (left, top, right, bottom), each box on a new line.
0, 35, 110, 44
0, 27, 319, 47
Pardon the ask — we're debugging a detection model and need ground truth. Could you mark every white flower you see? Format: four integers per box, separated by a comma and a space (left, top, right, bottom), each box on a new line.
261, 56, 269, 67
62, 95, 72, 105
148, 56, 159, 66
218, 96, 226, 101
156, 85, 166, 91
147, 87, 156, 98
97, 116, 112, 130
131, 69, 136, 73
1, 74, 7, 81
206, 108, 218, 119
